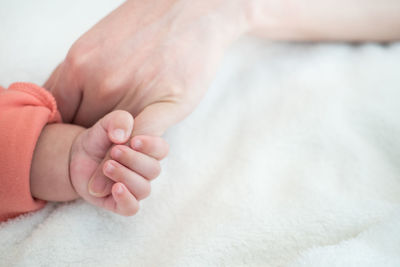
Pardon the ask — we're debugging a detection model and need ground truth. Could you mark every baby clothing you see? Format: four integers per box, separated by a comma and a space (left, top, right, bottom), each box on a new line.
0, 83, 61, 222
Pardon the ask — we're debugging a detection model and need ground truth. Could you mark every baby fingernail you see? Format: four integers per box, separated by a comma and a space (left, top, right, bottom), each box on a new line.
112, 148, 122, 159
105, 162, 115, 174
112, 129, 126, 142
116, 184, 124, 194
132, 139, 142, 149
89, 176, 107, 196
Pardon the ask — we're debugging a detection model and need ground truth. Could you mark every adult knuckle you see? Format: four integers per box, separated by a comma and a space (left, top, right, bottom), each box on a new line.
165, 85, 184, 99
65, 45, 89, 73
98, 76, 124, 101
156, 80, 185, 101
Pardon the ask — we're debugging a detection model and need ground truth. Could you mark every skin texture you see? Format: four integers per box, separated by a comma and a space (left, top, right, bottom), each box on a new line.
44, 0, 400, 199
44, 0, 250, 198
30, 111, 169, 216
44, 0, 249, 134
249, 0, 400, 41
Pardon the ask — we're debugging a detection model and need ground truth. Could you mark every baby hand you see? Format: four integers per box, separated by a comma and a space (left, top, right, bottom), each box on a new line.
69, 110, 168, 216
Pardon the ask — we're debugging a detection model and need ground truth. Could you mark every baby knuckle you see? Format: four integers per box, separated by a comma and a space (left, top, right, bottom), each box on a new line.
125, 205, 139, 216
150, 163, 162, 179
159, 141, 169, 159
138, 182, 151, 200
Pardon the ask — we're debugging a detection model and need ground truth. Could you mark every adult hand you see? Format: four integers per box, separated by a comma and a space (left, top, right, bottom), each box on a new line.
44, 0, 250, 197
45, 0, 400, 136
44, 0, 250, 136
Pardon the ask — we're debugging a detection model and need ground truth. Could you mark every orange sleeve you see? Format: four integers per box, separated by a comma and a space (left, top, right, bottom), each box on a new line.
0, 82, 61, 222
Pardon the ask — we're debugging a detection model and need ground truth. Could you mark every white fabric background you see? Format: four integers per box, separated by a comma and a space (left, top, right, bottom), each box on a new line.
1, 1, 400, 266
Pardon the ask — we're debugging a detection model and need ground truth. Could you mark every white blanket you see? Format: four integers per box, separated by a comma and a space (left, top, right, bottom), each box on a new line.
1, 1, 400, 266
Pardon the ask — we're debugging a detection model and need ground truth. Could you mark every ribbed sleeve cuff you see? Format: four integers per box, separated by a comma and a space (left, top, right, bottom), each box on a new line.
0, 83, 61, 221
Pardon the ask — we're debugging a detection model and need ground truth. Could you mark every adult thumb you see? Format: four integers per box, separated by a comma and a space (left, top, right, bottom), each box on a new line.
132, 101, 186, 137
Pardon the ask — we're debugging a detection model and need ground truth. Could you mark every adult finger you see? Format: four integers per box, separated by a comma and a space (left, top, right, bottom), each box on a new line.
131, 101, 188, 137
43, 61, 82, 123
130, 135, 169, 160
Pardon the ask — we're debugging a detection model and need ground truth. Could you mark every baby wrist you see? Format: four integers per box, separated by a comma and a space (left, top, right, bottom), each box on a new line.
31, 123, 83, 202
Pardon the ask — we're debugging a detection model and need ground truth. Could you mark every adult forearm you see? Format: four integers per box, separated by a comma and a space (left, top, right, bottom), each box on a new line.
247, 0, 400, 41
30, 124, 84, 202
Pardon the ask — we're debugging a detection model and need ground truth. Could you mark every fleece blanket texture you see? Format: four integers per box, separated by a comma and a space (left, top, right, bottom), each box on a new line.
1, 1, 400, 266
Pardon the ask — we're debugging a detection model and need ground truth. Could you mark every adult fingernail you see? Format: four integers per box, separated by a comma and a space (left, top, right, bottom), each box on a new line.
88, 176, 108, 196
112, 129, 126, 142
